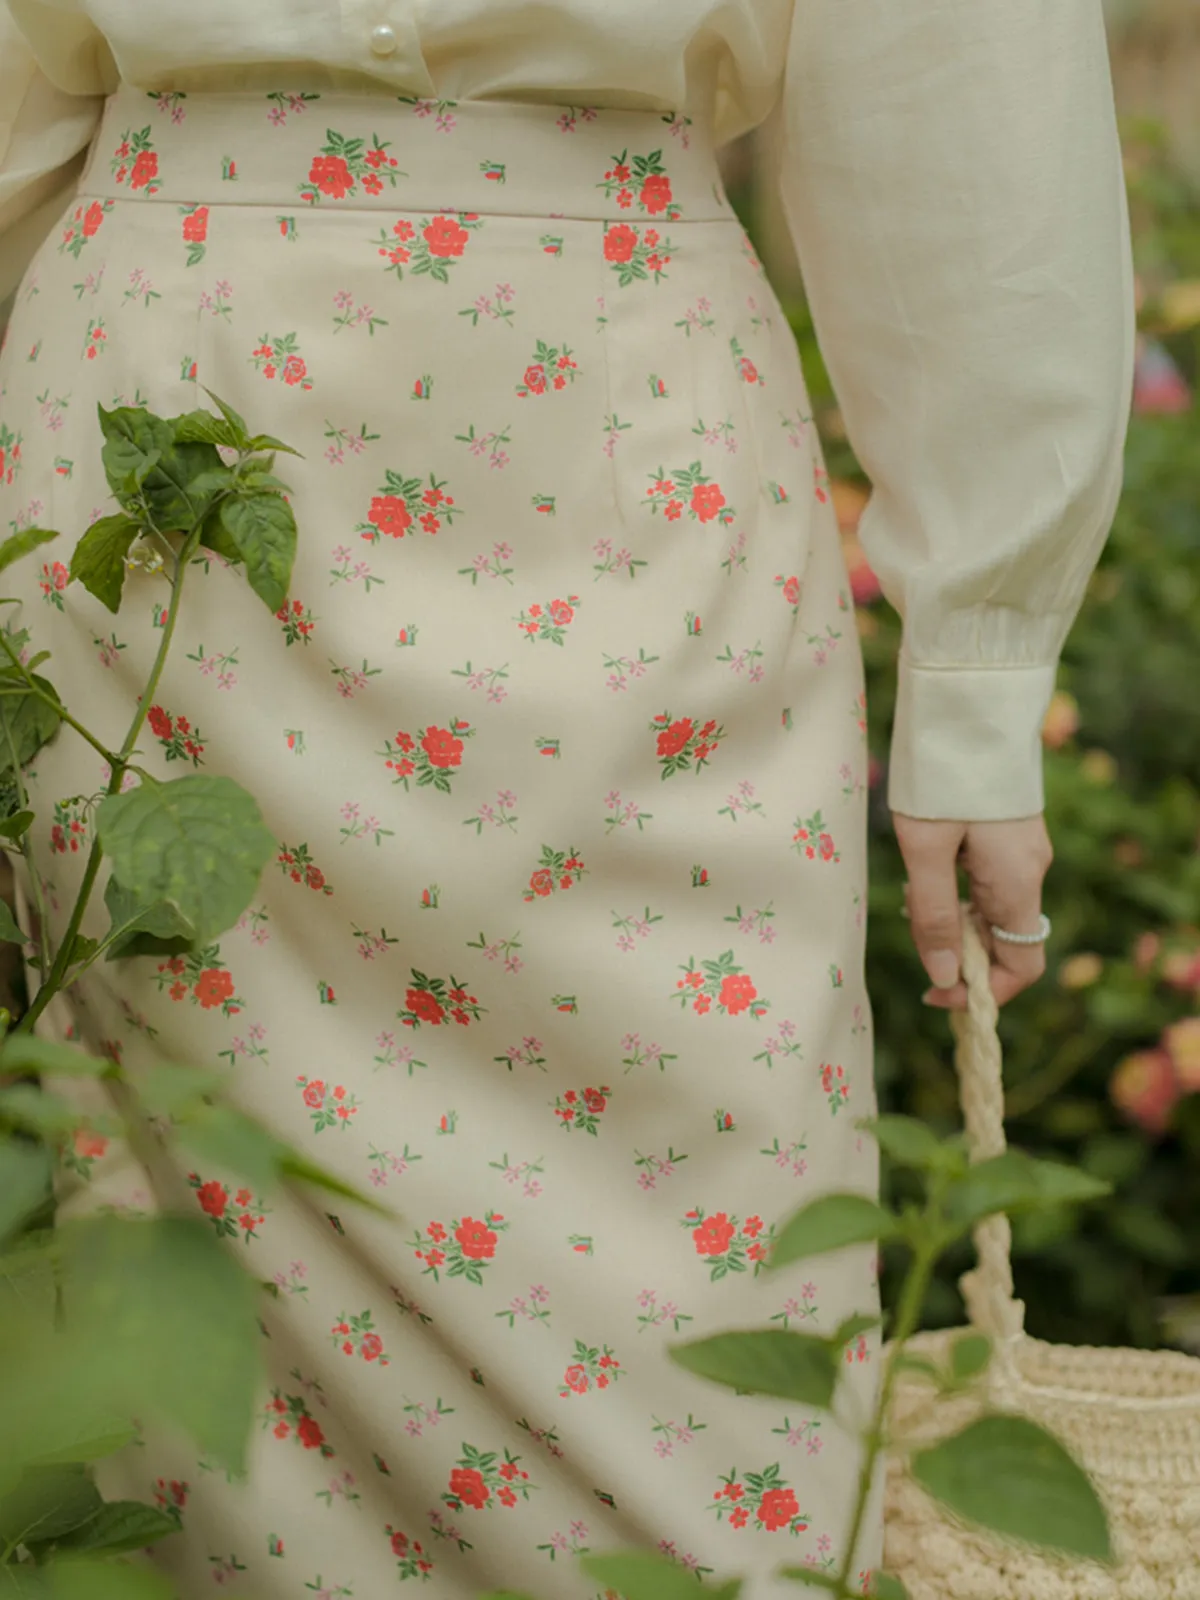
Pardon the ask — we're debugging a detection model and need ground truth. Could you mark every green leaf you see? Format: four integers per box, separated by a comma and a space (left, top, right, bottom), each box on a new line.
0, 1037, 115, 1078
668, 1327, 838, 1409
277, 1144, 393, 1216
170, 411, 243, 451
0, 1140, 53, 1240
95, 404, 223, 533
0, 1464, 103, 1547
831, 1311, 880, 1347
196, 502, 243, 565
867, 1577, 910, 1600
0, 1087, 103, 1139
60, 1215, 263, 1474
859, 1115, 967, 1175
943, 1151, 1111, 1233
910, 1413, 1112, 1564
198, 386, 251, 447
0, 809, 35, 841
887, 1352, 943, 1385
96, 774, 276, 947
53, 1498, 179, 1555
948, 1333, 992, 1383
0, 669, 63, 778
218, 490, 297, 613
769, 1192, 899, 1271
101, 876, 197, 962
67, 514, 142, 614
580, 1551, 742, 1600
246, 432, 304, 458
175, 1103, 283, 1194
135, 1062, 228, 1119
28, 1424, 139, 1469
0, 896, 26, 945
0, 526, 60, 575
36, 1558, 176, 1600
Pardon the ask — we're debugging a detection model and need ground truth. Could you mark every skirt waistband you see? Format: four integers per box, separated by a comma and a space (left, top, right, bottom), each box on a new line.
76, 84, 734, 222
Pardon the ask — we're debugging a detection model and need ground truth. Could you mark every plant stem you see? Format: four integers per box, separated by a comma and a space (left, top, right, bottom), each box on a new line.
17, 522, 203, 1034
833, 1234, 941, 1598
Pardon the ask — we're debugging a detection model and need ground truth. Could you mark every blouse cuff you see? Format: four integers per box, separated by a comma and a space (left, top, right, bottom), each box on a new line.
886, 656, 1057, 821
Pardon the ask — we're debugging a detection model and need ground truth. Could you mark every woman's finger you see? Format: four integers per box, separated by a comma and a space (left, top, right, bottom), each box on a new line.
892, 816, 968, 992
960, 818, 1054, 1006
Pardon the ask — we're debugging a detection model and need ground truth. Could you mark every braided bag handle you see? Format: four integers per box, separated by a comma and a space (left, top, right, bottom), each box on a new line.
948, 904, 1028, 1383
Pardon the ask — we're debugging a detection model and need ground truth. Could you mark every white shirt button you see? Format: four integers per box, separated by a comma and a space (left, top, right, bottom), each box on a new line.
369, 22, 398, 56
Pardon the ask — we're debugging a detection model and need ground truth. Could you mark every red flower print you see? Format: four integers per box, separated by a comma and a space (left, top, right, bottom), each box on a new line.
529, 867, 554, 897
548, 598, 574, 625
194, 968, 235, 1010
130, 150, 158, 190
390, 1530, 409, 1556
455, 1216, 498, 1261
310, 154, 354, 198
182, 207, 208, 242
640, 173, 673, 214
197, 1180, 228, 1218
693, 1212, 736, 1256
282, 354, 308, 386
783, 575, 801, 606
82, 201, 106, 237
73, 1128, 108, 1160
420, 725, 464, 770
564, 1364, 589, 1394
361, 1332, 384, 1361
297, 1416, 324, 1450
730, 1506, 750, 1528
522, 364, 547, 395
757, 1487, 801, 1531
657, 717, 694, 758
691, 482, 727, 523
603, 223, 638, 264
368, 494, 412, 539
583, 1087, 607, 1113
147, 705, 173, 740
448, 1467, 489, 1509
405, 987, 446, 1026
424, 215, 470, 258
302, 1080, 326, 1108
718, 973, 758, 1016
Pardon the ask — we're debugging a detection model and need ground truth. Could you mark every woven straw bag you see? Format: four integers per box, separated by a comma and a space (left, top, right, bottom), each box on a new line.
881, 906, 1200, 1600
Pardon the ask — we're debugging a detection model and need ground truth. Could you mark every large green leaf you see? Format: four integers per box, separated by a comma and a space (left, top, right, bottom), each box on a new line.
943, 1151, 1111, 1232
0, 895, 26, 945
769, 1192, 899, 1271
96, 775, 276, 947
0, 1140, 53, 1241
910, 1413, 1113, 1563
580, 1551, 742, 1600
0, 809, 35, 842
218, 490, 297, 613
0, 669, 62, 777
101, 876, 196, 961
0, 1465, 103, 1548
61, 1216, 262, 1474
67, 514, 142, 614
96, 405, 224, 533
668, 1327, 839, 1409
859, 1115, 967, 1176
29, 1559, 176, 1599
0, 527, 59, 576
51, 1499, 180, 1556
0, 1037, 116, 1078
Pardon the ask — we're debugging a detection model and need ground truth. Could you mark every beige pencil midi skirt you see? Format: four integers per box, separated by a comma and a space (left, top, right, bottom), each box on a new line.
0, 82, 884, 1599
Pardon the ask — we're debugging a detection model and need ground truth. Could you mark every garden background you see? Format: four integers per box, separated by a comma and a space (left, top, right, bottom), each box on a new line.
1, 0, 1198, 1354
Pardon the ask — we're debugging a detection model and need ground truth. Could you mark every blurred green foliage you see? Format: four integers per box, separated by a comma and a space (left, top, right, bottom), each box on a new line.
728, 112, 1200, 1350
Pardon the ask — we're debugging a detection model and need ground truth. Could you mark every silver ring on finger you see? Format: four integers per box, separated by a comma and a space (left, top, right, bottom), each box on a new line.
990, 912, 1051, 945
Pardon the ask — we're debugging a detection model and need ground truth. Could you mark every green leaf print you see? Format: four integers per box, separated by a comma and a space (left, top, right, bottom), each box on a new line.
96, 774, 277, 947
68, 512, 143, 613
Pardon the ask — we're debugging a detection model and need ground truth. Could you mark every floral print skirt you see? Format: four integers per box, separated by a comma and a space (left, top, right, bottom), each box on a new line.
0, 83, 883, 1599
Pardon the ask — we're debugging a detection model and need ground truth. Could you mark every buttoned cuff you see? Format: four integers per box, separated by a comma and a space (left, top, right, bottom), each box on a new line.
886, 657, 1056, 821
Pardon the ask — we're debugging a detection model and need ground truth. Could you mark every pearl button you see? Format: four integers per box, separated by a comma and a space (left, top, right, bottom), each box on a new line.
369, 22, 398, 57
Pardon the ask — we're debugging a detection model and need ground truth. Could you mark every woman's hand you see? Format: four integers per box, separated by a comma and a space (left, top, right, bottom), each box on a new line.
891, 813, 1054, 1011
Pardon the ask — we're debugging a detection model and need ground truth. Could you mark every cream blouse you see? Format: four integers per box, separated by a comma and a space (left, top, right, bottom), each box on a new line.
0, 0, 1136, 822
